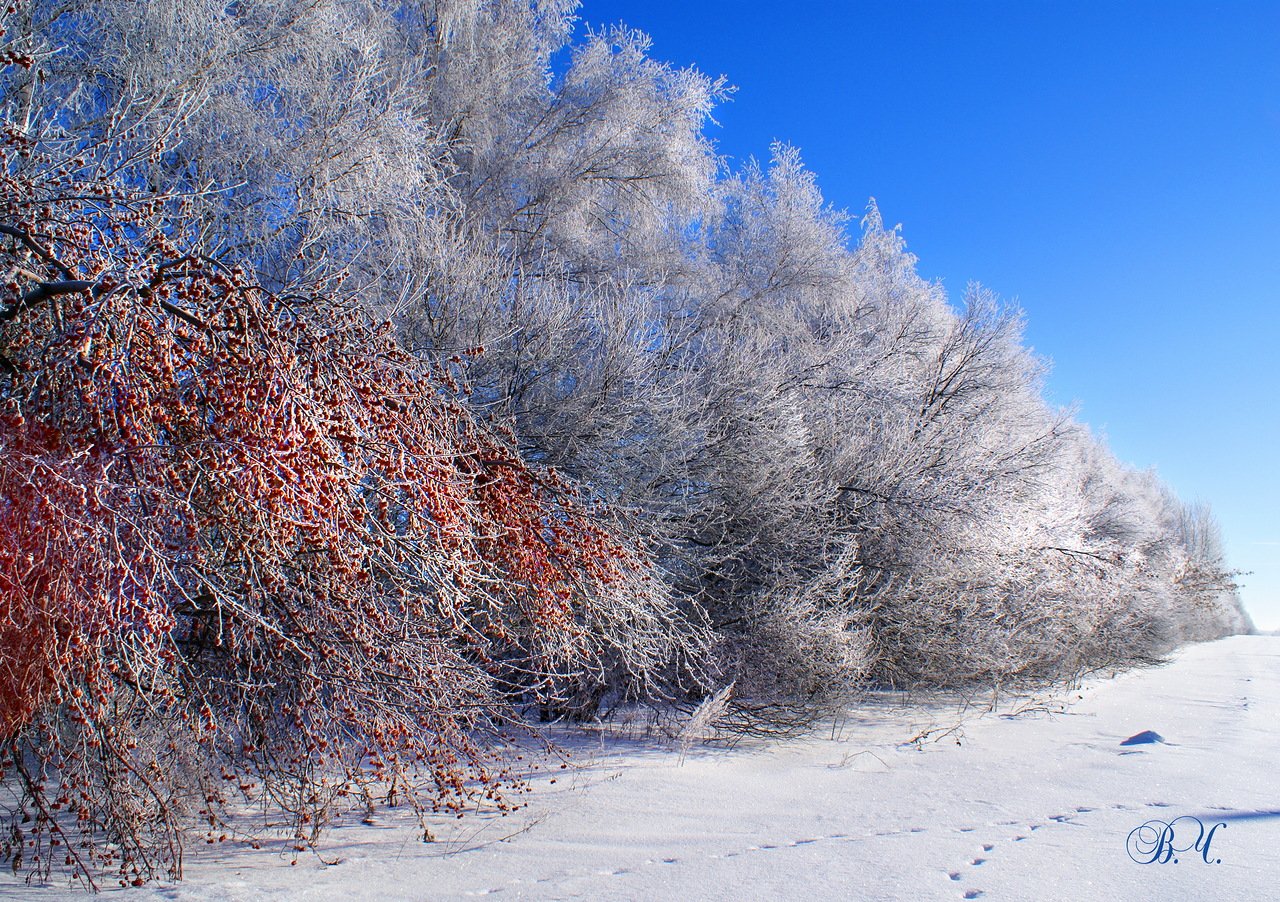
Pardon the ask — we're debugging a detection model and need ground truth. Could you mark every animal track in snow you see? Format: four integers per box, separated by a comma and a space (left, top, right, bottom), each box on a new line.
945, 799, 1189, 899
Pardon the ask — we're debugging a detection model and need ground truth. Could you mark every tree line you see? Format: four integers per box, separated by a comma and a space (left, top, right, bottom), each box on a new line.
0, 0, 1250, 888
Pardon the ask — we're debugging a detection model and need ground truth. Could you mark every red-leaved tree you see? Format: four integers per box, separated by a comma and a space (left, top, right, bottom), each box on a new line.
0, 86, 707, 887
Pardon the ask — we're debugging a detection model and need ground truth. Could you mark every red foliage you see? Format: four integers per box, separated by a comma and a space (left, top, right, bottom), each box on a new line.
0, 114, 662, 885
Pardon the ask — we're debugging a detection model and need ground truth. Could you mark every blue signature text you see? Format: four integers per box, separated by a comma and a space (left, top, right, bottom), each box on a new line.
1126, 816, 1226, 865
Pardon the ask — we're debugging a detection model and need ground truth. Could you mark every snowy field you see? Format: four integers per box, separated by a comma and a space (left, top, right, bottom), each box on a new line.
5, 635, 1276, 901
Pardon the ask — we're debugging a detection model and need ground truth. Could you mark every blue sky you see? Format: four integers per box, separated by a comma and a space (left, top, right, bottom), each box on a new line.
581, 0, 1280, 629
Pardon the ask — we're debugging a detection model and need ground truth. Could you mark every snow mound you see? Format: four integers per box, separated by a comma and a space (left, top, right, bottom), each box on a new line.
1120, 729, 1166, 746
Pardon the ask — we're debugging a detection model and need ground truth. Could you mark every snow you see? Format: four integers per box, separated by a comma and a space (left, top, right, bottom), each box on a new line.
1119, 729, 1166, 746
5, 635, 1276, 901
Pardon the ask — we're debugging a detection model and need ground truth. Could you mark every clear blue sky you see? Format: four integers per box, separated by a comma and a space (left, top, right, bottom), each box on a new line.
581, 0, 1280, 629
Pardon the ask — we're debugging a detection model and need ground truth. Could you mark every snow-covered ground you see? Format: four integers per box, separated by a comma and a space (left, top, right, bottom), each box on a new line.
6, 635, 1276, 901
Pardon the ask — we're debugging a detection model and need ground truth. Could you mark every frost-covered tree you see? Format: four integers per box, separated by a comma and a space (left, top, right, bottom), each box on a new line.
1, 3, 718, 886
3, 0, 1250, 767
